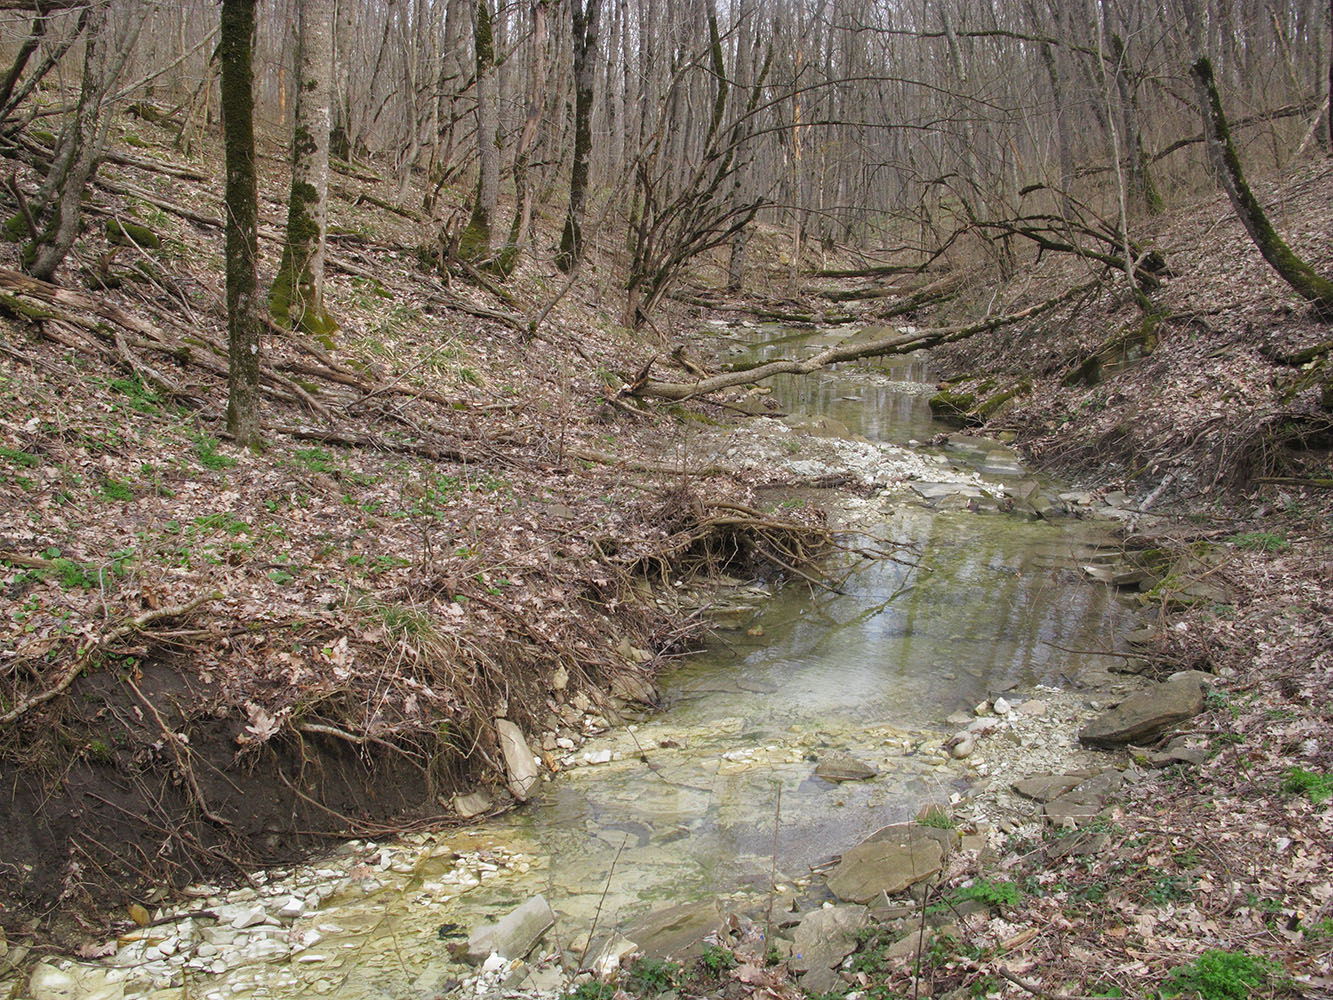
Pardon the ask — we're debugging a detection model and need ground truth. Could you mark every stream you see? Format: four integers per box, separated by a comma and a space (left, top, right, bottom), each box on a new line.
30, 326, 1144, 1000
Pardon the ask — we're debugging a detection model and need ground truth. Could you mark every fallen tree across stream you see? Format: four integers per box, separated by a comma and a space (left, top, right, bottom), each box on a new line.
628, 281, 1095, 402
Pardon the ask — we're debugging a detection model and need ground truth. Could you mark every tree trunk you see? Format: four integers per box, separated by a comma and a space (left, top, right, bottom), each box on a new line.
500, 0, 549, 274
459, 0, 499, 263
556, 0, 599, 272
270, 0, 335, 338
220, 0, 263, 446
1192, 56, 1333, 316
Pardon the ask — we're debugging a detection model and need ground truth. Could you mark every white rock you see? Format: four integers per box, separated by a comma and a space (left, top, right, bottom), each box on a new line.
482, 953, 507, 973
230, 905, 268, 930
993, 697, 1012, 715
582, 749, 612, 765
276, 895, 306, 919
950, 736, 976, 759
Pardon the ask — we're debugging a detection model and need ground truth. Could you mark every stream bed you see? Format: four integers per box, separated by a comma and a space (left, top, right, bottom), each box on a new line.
23, 326, 1146, 1000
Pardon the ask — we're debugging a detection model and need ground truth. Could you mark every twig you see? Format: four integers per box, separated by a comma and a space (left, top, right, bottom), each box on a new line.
579, 834, 629, 971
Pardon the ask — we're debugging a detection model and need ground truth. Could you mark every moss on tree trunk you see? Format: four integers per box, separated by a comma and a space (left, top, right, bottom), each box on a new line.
270, 0, 336, 340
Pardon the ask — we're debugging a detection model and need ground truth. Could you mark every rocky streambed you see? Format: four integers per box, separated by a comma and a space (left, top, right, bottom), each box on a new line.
9, 329, 1221, 1000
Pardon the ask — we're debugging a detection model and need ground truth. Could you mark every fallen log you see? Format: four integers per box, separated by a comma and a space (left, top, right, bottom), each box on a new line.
628, 283, 1092, 402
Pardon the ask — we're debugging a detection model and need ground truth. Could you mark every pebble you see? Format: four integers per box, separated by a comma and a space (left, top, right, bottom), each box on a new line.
993, 697, 1012, 715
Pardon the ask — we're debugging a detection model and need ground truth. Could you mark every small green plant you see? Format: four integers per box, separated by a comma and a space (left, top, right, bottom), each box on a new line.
1281, 767, 1332, 805
917, 805, 955, 828
1146, 873, 1195, 905
193, 434, 237, 470
1162, 949, 1276, 1000
699, 944, 736, 974
101, 477, 134, 501
627, 957, 680, 993
931, 878, 1021, 913
1227, 531, 1289, 553
563, 983, 615, 1000
292, 447, 337, 474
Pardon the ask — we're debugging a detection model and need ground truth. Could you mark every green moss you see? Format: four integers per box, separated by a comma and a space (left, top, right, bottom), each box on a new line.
105, 219, 161, 248
2, 213, 28, 242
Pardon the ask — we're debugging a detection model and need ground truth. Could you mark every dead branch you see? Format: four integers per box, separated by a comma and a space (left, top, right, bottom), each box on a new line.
631, 283, 1092, 402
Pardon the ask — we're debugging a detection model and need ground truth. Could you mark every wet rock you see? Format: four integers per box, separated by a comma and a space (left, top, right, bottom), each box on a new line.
826, 825, 946, 902
815, 751, 878, 782
791, 904, 866, 974
625, 901, 722, 960
453, 794, 495, 816
1079, 673, 1211, 748
946, 710, 973, 726
464, 895, 555, 963
496, 719, 541, 800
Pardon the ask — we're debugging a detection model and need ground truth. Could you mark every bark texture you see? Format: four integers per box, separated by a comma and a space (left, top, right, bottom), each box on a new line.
459, 0, 498, 263
556, 0, 599, 273
220, 0, 263, 446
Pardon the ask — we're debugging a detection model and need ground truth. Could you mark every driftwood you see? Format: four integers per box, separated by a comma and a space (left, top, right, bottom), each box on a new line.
629, 283, 1091, 402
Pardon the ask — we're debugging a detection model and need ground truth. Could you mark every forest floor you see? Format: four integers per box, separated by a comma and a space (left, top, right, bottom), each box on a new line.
0, 108, 1331, 998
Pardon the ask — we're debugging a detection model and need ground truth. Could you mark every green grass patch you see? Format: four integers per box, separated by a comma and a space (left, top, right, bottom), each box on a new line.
626, 957, 680, 993
698, 944, 736, 974
1281, 767, 1332, 805
101, 477, 135, 501
1227, 531, 1289, 553
930, 878, 1021, 913
1162, 949, 1277, 1000
0, 445, 41, 467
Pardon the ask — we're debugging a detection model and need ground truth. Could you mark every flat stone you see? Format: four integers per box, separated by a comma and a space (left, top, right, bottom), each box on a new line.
815, 751, 878, 783
1079, 673, 1210, 747
624, 901, 722, 961
1012, 774, 1082, 803
230, 905, 268, 930
827, 826, 946, 902
610, 670, 659, 706
799, 964, 844, 994
911, 482, 984, 502
495, 719, 541, 800
1145, 737, 1210, 768
1017, 699, 1047, 717
790, 904, 867, 973
464, 895, 555, 963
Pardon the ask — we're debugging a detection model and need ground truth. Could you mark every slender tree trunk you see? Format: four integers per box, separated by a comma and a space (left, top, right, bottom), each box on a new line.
556, 0, 599, 272
220, 0, 263, 446
270, 0, 335, 338
501, 0, 549, 273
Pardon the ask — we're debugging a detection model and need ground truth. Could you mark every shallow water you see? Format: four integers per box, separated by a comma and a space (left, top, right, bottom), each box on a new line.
53, 327, 1138, 1000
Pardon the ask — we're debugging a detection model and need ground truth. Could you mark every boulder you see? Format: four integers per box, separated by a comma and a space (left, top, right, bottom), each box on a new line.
624, 900, 722, 960
496, 719, 541, 800
464, 895, 555, 963
826, 825, 947, 902
790, 904, 866, 974
1079, 673, 1210, 748
814, 751, 878, 783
